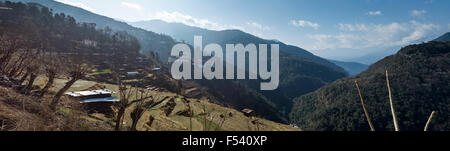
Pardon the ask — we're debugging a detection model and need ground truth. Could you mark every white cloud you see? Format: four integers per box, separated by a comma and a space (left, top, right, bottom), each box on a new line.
410, 10, 427, 17
121, 2, 143, 11
368, 11, 382, 16
290, 20, 319, 29
151, 11, 242, 31
307, 21, 441, 50
246, 22, 270, 31
338, 23, 370, 31
56, 0, 95, 13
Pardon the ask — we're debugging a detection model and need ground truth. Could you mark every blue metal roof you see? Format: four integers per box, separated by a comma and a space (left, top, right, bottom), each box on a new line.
80, 97, 120, 103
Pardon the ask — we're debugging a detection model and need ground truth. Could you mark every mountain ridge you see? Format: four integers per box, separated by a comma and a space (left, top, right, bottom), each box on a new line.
130, 19, 345, 72
433, 32, 450, 42
329, 60, 369, 76
130, 19, 349, 116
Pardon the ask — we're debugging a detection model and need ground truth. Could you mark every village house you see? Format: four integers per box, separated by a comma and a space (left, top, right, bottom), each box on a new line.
126, 71, 139, 76
241, 108, 255, 117
65, 89, 115, 100
65, 89, 118, 113
0, 6, 12, 10
81, 39, 98, 47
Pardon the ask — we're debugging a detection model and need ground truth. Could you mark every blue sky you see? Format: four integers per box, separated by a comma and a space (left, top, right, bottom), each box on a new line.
56, 0, 450, 61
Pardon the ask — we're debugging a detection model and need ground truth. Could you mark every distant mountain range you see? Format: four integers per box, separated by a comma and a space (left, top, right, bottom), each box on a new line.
130, 20, 372, 76
290, 37, 450, 130
329, 60, 368, 76
433, 32, 450, 42
129, 19, 349, 116
130, 20, 344, 70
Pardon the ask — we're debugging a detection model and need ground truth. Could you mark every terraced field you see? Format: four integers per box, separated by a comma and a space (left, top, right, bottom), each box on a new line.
40, 77, 300, 131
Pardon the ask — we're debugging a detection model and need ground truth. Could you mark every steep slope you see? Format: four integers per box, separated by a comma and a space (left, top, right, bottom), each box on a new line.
4, 0, 288, 123
433, 32, 450, 42
290, 41, 450, 131
130, 20, 348, 116
329, 60, 369, 76
9, 0, 177, 60
0, 1, 295, 129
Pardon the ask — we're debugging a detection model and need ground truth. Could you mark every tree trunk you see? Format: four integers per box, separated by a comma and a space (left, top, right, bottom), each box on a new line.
7, 57, 24, 77
130, 117, 138, 131
18, 72, 30, 84
115, 107, 126, 131
40, 74, 55, 97
8, 66, 18, 78
14, 68, 25, 78
50, 77, 78, 110
25, 73, 37, 93
0, 51, 13, 71
130, 108, 144, 131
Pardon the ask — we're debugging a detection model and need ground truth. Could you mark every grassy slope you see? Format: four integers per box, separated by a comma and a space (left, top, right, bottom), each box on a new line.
33, 77, 299, 131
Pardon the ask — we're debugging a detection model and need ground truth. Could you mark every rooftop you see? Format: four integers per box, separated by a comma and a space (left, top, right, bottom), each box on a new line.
0, 7, 12, 10
127, 72, 139, 75
65, 89, 116, 97
242, 108, 254, 114
80, 97, 120, 104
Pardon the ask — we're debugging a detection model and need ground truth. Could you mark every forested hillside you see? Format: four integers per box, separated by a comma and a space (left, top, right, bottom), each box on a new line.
9, 0, 178, 60
290, 41, 450, 131
131, 20, 348, 117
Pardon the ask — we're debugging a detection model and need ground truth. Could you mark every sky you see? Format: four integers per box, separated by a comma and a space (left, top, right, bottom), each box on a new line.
55, 0, 450, 62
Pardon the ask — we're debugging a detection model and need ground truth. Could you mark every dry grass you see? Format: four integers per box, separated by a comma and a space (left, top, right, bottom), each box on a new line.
2, 76, 298, 131
0, 85, 112, 131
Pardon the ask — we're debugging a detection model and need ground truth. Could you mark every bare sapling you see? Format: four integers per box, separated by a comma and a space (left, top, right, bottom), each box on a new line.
355, 80, 375, 131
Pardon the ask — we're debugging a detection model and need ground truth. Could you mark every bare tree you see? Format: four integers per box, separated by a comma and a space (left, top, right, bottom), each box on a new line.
39, 52, 61, 97
113, 83, 153, 131
12, 46, 41, 94
355, 80, 375, 131
129, 91, 166, 131
7, 48, 32, 78
0, 35, 22, 74
386, 70, 400, 131
24, 55, 41, 94
50, 55, 90, 110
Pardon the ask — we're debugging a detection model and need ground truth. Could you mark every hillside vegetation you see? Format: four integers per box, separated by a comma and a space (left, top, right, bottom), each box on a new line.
0, 1, 298, 131
9, 0, 178, 60
290, 41, 450, 131
130, 20, 348, 117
